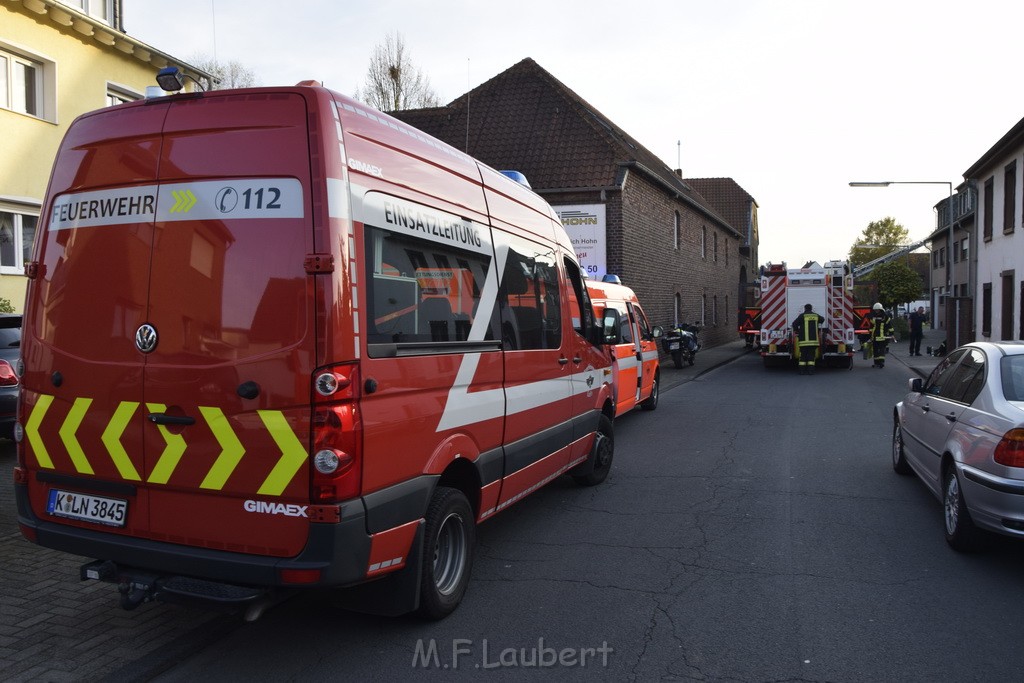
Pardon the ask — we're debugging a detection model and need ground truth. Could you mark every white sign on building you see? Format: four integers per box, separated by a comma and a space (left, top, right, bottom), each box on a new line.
555, 204, 606, 280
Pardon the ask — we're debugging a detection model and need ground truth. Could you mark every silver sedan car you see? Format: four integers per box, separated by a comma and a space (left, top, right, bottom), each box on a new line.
893, 341, 1024, 550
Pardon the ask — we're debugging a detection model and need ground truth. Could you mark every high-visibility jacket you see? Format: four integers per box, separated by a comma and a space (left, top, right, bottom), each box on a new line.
792, 312, 825, 347
869, 312, 894, 341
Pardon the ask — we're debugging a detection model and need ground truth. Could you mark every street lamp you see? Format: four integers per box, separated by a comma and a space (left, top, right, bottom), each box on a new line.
849, 180, 957, 347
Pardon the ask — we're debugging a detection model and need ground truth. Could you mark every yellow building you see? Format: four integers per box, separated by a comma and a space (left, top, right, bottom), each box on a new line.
1, 0, 210, 311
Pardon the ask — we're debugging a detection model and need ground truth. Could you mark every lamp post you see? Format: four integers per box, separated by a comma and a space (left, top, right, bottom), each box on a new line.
849, 180, 957, 347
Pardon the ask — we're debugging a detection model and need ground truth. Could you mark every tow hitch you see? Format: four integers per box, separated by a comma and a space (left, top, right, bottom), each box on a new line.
80, 560, 286, 621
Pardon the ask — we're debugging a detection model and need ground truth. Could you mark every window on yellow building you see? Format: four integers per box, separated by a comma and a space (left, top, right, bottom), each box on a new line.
0, 204, 38, 274
106, 84, 142, 107
60, 0, 113, 25
1, 49, 41, 117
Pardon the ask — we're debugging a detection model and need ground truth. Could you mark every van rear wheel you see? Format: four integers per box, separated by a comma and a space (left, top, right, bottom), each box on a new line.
640, 372, 659, 411
417, 486, 474, 619
572, 414, 614, 486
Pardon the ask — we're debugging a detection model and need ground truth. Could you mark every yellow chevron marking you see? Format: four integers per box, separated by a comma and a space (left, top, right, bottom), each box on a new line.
146, 403, 187, 484
59, 397, 94, 475
256, 411, 307, 496
199, 406, 244, 490
170, 189, 197, 213
26, 394, 54, 469
100, 401, 141, 480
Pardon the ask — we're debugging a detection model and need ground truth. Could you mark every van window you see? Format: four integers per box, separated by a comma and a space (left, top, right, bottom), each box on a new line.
365, 225, 496, 349
563, 257, 594, 337
500, 235, 561, 351
631, 303, 652, 340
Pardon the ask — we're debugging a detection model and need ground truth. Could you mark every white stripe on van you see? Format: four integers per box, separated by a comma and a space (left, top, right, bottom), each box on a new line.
327, 178, 350, 220
49, 179, 304, 231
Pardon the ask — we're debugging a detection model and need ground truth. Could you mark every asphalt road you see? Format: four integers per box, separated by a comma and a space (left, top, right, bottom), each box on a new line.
5, 349, 1024, 681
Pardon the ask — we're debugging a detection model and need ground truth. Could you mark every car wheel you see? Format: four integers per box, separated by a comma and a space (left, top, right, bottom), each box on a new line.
943, 467, 982, 552
892, 419, 911, 474
640, 372, 659, 411
417, 486, 474, 619
572, 414, 614, 486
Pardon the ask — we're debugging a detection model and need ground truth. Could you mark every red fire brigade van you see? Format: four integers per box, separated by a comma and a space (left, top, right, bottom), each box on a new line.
587, 278, 662, 415
13, 80, 616, 620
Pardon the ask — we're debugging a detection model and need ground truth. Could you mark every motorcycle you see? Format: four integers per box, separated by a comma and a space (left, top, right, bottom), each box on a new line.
661, 321, 702, 368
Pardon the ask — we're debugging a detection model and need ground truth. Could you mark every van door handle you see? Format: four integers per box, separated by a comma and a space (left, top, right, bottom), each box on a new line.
945, 412, 957, 422
558, 357, 569, 365
148, 413, 196, 426
573, 355, 582, 364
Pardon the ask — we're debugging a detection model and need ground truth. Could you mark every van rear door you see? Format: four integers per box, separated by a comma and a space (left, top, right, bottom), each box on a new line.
23, 91, 317, 556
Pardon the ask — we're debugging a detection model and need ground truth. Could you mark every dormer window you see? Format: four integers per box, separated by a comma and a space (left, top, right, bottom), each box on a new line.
59, 0, 114, 26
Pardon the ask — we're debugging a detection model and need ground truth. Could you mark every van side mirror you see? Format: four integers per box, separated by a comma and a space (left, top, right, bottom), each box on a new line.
601, 309, 622, 345
651, 325, 663, 339
908, 377, 923, 393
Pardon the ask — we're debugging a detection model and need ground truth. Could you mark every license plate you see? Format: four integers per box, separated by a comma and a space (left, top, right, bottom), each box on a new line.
47, 489, 128, 527
668, 342, 680, 350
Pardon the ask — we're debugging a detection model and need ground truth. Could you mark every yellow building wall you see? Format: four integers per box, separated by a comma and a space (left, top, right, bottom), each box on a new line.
1, 5, 175, 311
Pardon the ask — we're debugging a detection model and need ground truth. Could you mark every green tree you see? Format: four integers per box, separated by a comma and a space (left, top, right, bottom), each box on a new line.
848, 217, 910, 266
356, 32, 441, 111
873, 260, 923, 309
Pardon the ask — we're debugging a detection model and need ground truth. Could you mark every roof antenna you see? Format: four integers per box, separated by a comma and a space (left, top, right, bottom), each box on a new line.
211, 0, 218, 63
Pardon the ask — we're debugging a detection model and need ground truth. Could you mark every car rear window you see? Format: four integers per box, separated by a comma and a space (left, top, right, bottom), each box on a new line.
1001, 355, 1024, 402
0, 328, 18, 348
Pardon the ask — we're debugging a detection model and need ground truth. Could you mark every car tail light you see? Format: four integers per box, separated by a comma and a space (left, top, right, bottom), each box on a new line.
0, 360, 18, 387
994, 428, 1024, 467
310, 363, 362, 503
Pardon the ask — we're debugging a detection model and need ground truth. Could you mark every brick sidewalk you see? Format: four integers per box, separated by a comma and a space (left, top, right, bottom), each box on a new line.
1, 448, 232, 681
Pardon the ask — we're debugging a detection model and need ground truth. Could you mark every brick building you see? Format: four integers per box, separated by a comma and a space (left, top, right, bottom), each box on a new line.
394, 58, 757, 348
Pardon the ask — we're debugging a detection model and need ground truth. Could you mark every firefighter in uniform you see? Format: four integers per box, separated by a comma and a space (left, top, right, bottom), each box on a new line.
868, 303, 895, 368
792, 303, 825, 375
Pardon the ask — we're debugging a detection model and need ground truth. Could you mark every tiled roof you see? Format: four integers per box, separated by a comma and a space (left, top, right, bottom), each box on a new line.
684, 178, 758, 239
392, 58, 739, 236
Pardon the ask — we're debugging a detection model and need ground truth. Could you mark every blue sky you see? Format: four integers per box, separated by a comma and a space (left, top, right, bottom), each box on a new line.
124, 0, 1024, 267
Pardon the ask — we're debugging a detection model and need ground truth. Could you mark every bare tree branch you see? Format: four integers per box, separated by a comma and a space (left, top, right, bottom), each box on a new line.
356, 32, 441, 111
189, 54, 259, 91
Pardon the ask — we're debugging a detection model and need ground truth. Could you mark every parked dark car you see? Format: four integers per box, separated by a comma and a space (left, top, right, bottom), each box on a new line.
893, 341, 1024, 550
0, 314, 21, 439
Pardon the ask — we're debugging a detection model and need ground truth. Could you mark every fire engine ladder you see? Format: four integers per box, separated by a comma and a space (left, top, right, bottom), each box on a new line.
826, 277, 848, 348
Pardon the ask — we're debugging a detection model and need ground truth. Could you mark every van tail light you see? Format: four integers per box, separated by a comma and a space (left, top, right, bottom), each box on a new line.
310, 363, 362, 503
0, 360, 18, 387
994, 428, 1024, 468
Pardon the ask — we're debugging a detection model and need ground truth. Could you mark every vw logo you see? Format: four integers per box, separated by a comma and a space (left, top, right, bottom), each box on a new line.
135, 324, 158, 354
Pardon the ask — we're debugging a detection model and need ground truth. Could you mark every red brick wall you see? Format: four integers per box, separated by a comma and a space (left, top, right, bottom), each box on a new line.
550, 175, 742, 350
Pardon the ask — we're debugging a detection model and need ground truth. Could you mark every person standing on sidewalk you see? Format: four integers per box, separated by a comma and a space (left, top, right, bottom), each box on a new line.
792, 303, 825, 375
908, 306, 926, 357
868, 303, 895, 368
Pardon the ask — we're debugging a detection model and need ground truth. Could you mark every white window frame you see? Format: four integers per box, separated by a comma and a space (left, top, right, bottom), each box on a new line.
106, 82, 143, 108
0, 43, 57, 122
673, 211, 680, 250
58, 0, 114, 25
0, 199, 40, 275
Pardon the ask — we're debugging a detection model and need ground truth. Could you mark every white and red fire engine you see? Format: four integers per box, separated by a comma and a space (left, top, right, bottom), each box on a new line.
750, 260, 870, 370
